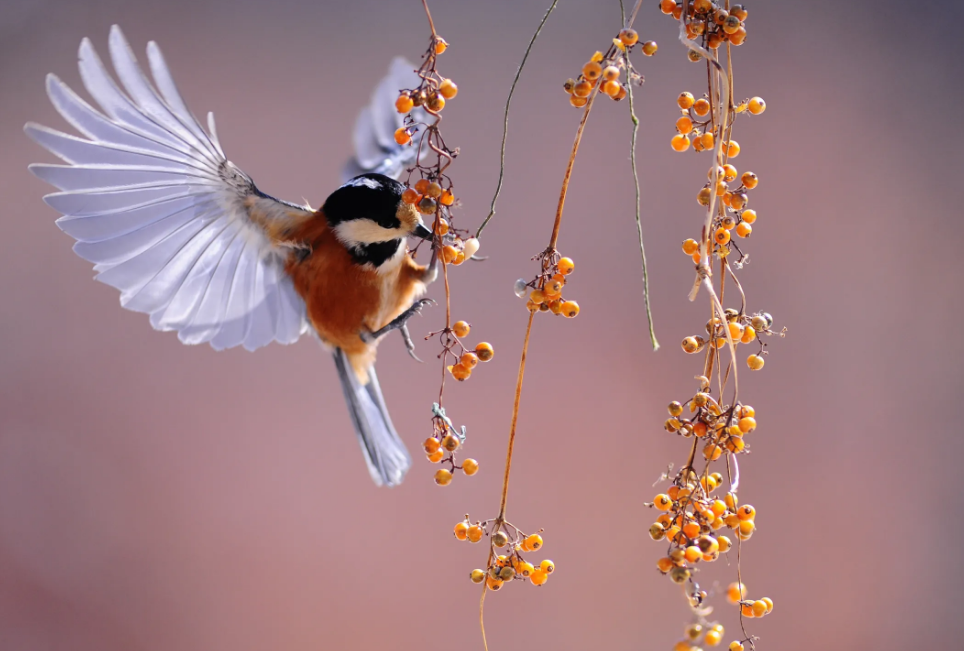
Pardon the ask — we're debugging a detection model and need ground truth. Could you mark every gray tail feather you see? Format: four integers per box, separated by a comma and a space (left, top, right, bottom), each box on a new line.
333, 348, 411, 487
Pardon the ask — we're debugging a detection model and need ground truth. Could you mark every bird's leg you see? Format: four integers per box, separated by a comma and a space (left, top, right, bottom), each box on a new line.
361, 298, 437, 344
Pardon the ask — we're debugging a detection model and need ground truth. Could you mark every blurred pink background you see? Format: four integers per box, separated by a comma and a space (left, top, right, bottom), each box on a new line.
1, 1, 959, 649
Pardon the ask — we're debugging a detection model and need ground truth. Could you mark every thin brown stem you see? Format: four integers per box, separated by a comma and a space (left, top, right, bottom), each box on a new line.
549, 85, 599, 251
420, 0, 437, 38
497, 310, 536, 520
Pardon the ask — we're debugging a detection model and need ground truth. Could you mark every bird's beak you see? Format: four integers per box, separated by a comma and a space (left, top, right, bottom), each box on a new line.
413, 223, 433, 241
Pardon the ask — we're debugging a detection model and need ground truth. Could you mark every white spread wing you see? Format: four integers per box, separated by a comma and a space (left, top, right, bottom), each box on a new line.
27, 25, 310, 351
342, 57, 429, 182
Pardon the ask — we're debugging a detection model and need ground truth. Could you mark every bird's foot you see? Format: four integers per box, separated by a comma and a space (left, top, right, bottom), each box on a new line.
361, 299, 436, 345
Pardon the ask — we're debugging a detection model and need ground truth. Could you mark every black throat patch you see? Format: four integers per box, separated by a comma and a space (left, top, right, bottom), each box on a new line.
349, 239, 402, 267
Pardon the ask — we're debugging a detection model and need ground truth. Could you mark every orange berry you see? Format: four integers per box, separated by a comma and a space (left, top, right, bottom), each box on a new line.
684, 546, 703, 563
654, 494, 673, 511
704, 442, 723, 461
602, 65, 620, 81
427, 448, 444, 463
752, 600, 767, 617
439, 78, 458, 99
677, 116, 694, 134
441, 245, 458, 264
682, 336, 704, 354
705, 630, 723, 646
748, 97, 766, 115
737, 504, 756, 520
561, 300, 580, 318
738, 520, 755, 536
717, 535, 732, 553
761, 597, 774, 614
672, 134, 691, 152
729, 643, 744, 651
395, 93, 414, 113
423, 437, 440, 454
714, 228, 731, 246
727, 582, 747, 603
602, 80, 621, 98
414, 179, 430, 194
694, 98, 711, 116
738, 417, 756, 433
678, 92, 695, 109
700, 132, 715, 149
530, 289, 546, 304
726, 140, 741, 157
570, 95, 588, 108
657, 557, 675, 573
439, 189, 455, 206
425, 182, 442, 198
461, 458, 479, 476
545, 278, 564, 295
401, 188, 420, 205
660, 0, 677, 13
452, 321, 470, 338
467, 525, 484, 543
442, 434, 460, 452
525, 533, 543, 551
697, 187, 712, 206
426, 95, 446, 112
434, 38, 449, 54
454, 522, 469, 540
747, 354, 765, 371
741, 171, 758, 189
486, 575, 503, 591
582, 61, 602, 80
394, 128, 411, 145
722, 164, 738, 182
529, 569, 548, 586
727, 321, 744, 340
725, 436, 745, 453
557, 257, 575, 275
433, 217, 450, 236
736, 222, 752, 238
434, 469, 453, 486
573, 80, 593, 98
453, 251, 465, 265
450, 363, 471, 381
619, 28, 639, 46
740, 325, 756, 343
540, 560, 555, 574
475, 342, 494, 362
460, 352, 479, 369
470, 568, 486, 583
682, 521, 701, 539
741, 209, 757, 224
642, 41, 658, 55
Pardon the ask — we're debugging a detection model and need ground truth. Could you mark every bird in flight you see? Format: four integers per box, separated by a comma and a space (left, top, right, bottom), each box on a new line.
26, 25, 442, 487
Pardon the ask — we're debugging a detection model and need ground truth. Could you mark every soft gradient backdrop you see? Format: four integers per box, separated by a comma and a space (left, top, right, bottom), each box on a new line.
1, 1, 959, 650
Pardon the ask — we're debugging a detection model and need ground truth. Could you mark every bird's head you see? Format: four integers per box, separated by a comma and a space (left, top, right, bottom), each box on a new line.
324, 174, 432, 263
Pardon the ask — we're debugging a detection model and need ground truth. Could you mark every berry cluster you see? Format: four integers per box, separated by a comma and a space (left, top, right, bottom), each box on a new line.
660, 0, 750, 54
673, 621, 728, 651
515, 254, 579, 318
455, 518, 553, 591
423, 408, 479, 487
562, 29, 656, 108
671, 91, 764, 156
679, 310, 777, 372
394, 18, 493, 486
726, 582, 773, 622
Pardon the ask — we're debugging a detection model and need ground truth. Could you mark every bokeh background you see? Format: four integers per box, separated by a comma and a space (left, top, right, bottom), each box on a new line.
1, 0, 960, 649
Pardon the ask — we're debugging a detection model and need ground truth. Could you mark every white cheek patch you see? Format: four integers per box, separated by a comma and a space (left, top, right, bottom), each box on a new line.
333, 219, 408, 246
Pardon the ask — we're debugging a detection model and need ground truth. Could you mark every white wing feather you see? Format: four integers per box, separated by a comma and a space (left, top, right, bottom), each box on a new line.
27, 25, 309, 351
343, 57, 428, 182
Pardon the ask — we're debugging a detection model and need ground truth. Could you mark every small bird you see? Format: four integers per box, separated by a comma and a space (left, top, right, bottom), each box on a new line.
25, 26, 441, 487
